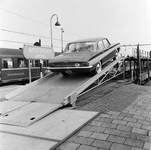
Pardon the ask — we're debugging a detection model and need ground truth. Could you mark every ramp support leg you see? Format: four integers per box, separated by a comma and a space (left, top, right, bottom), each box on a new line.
63, 92, 77, 106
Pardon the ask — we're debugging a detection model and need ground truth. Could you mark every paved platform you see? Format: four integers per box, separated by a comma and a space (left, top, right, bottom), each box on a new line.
54, 82, 151, 150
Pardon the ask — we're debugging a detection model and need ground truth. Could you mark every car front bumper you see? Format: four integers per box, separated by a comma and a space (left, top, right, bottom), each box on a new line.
47, 65, 93, 73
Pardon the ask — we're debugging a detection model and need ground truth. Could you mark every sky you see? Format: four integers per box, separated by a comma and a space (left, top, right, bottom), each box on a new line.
0, 0, 151, 54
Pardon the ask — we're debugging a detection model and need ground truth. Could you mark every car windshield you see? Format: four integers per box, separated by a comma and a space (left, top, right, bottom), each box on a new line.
64, 42, 96, 53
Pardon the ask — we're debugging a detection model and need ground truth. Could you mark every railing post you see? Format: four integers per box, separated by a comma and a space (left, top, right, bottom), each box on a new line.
136, 44, 141, 84
147, 52, 150, 81
123, 60, 126, 81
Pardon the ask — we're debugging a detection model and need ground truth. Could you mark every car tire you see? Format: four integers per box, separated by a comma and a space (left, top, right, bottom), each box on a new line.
61, 72, 69, 76
113, 50, 119, 61
91, 61, 102, 75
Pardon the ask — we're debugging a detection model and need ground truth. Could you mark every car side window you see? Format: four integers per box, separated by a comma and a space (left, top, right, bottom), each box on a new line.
97, 41, 105, 51
103, 39, 110, 48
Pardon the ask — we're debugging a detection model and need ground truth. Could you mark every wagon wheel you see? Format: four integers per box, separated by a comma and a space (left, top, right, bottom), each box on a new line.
91, 61, 102, 75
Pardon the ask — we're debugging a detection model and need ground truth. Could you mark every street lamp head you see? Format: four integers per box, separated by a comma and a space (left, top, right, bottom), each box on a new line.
50, 14, 61, 48
55, 21, 61, 26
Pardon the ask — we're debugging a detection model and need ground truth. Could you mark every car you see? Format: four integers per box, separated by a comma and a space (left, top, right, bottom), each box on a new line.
48, 37, 120, 76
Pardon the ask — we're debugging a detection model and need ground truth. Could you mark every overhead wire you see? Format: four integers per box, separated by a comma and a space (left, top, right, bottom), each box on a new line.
0, 28, 70, 43
0, 7, 85, 38
0, 39, 61, 49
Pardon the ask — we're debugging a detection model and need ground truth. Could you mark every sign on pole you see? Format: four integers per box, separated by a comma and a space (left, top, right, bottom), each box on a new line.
23, 45, 54, 60
23, 45, 54, 81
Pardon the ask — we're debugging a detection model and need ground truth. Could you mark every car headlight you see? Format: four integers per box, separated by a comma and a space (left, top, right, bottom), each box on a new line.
75, 63, 80, 67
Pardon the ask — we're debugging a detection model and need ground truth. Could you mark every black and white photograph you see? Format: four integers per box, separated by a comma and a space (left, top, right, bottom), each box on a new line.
0, 0, 151, 149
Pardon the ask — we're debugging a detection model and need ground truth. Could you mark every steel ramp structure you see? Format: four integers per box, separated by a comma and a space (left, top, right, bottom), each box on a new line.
0, 57, 125, 150
6, 57, 125, 106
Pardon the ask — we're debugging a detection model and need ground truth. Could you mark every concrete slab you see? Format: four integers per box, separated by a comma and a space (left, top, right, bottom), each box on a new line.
0, 103, 61, 127
0, 132, 57, 150
0, 101, 30, 115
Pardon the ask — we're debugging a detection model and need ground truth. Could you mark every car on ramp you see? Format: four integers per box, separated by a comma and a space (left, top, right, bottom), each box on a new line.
48, 37, 120, 76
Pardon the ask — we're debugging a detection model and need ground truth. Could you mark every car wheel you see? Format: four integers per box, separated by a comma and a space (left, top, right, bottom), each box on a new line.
61, 72, 69, 76
91, 61, 102, 75
113, 50, 119, 61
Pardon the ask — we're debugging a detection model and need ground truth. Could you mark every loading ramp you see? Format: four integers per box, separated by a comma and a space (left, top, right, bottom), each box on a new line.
0, 57, 125, 150
6, 57, 125, 105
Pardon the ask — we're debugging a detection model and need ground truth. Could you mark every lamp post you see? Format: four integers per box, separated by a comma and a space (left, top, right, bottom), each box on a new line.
50, 14, 61, 49
61, 28, 64, 53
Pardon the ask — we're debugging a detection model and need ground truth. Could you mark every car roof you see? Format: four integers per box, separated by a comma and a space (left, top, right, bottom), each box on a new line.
68, 37, 106, 43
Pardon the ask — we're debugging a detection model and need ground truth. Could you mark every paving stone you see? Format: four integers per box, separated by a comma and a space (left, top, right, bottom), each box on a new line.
117, 124, 132, 132
104, 128, 121, 135
120, 131, 138, 139
110, 115, 124, 120
122, 110, 129, 113
78, 131, 93, 137
142, 125, 151, 130
81, 125, 92, 131
67, 135, 78, 142
126, 108, 137, 112
102, 122, 117, 129
90, 120, 103, 126
92, 139, 112, 149
98, 118, 113, 123
74, 137, 94, 145
120, 112, 134, 118
146, 117, 151, 121
97, 148, 107, 150
126, 122, 142, 128
132, 127, 148, 135
124, 138, 144, 148
141, 113, 151, 118
131, 147, 149, 150
137, 119, 151, 126
90, 133, 109, 140
110, 143, 131, 150
149, 131, 151, 137
123, 117, 137, 122
133, 115, 146, 120
107, 135, 126, 143
107, 111, 121, 115
128, 111, 141, 115
77, 145, 98, 150
94, 115, 101, 121
137, 134, 151, 142
59, 141, 80, 150
112, 119, 127, 125
99, 114, 110, 118
88, 126, 106, 133
143, 142, 151, 150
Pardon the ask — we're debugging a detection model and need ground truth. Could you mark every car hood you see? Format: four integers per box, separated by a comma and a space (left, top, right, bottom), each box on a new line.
49, 51, 97, 63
